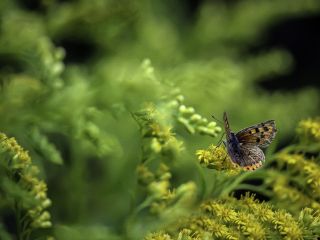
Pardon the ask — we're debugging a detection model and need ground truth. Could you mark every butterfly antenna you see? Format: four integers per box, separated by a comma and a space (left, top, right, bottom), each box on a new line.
212, 132, 225, 158
211, 114, 224, 125
211, 113, 225, 147
215, 132, 225, 147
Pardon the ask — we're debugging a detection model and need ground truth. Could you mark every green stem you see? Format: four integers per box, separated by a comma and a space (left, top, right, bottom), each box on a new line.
21, 229, 32, 240
209, 172, 224, 198
234, 184, 273, 198
134, 196, 155, 215
15, 202, 22, 240
124, 196, 155, 238
219, 170, 270, 197
21, 217, 32, 240
219, 172, 251, 197
194, 163, 207, 201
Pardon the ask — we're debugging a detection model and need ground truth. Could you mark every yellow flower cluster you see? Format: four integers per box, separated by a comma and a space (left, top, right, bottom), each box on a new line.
201, 194, 310, 239
265, 118, 320, 219
0, 134, 31, 169
298, 208, 320, 238
297, 118, 320, 142
134, 104, 197, 221
237, 194, 303, 239
133, 105, 184, 161
191, 216, 238, 239
177, 228, 203, 240
145, 194, 320, 239
149, 122, 184, 157
144, 231, 172, 240
304, 162, 320, 195
276, 152, 305, 166
0, 133, 52, 230
201, 199, 266, 239
137, 164, 155, 186
196, 145, 240, 174
271, 174, 320, 212
137, 163, 196, 215
276, 153, 320, 198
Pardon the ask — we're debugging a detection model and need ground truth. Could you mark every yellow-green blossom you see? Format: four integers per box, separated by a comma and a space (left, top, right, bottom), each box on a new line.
137, 164, 155, 186
196, 145, 240, 174
272, 210, 303, 239
192, 216, 238, 240
0, 132, 52, 236
145, 231, 173, 240
177, 228, 204, 240
144, 193, 320, 239
148, 180, 170, 199
270, 174, 320, 212
297, 118, 320, 142
276, 153, 320, 198
137, 162, 196, 215
277, 153, 305, 166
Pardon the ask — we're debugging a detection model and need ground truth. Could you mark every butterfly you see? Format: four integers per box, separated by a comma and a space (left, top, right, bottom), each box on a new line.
223, 112, 277, 171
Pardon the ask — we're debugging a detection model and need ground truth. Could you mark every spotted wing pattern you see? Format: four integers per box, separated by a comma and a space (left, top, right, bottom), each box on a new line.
236, 120, 277, 148
222, 112, 277, 171
238, 145, 265, 171
226, 141, 265, 171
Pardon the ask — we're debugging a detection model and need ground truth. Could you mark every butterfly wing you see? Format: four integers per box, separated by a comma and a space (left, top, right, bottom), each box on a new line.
239, 145, 265, 170
226, 142, 265, 170
236, 120, 277, 148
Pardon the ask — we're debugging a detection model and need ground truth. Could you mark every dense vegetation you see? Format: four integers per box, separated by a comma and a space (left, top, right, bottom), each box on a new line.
0, 0, 319, 239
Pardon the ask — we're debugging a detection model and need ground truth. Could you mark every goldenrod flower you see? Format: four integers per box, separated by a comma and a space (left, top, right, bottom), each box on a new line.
145, 231, 173, 240
276, 152, 320, 198
277, 153, 304, 166
0, 132, 52, 237
196, 145, 240, 173
137, 164, 155, 186
297, 118, 320, 142
148, 180, 170, 199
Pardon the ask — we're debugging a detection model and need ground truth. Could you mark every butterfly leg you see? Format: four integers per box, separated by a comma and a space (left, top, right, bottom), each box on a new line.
215, 132, 225, 147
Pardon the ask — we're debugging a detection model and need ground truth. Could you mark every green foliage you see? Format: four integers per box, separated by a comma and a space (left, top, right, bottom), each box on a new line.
0, 0, 319, 239
0, 133, 52, 240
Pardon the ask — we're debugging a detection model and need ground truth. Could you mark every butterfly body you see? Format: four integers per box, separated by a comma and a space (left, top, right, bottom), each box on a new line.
223, 132, 241, 163
223, 112, 277, 171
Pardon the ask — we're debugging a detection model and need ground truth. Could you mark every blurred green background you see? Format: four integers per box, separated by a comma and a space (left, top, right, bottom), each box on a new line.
0, 0, 320, 239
